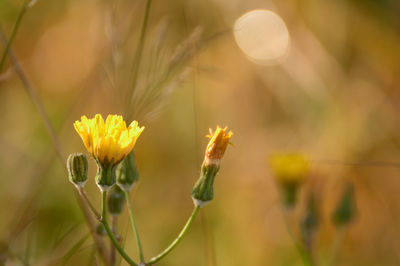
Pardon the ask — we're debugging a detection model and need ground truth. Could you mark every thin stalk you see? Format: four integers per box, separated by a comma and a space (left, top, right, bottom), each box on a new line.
124, 191, 145, 263
110, 216, 118, 266
75, 190, 110, 265
79, 188, 100, 219
327, 227, 346, 266
0, 29, 65, 162
0, 29, 109, 265
127, 0, 152, 109
103, 220, 138, 266
0, 0, 28, 71
100, 194, 138, 266
147, 206, 200, 265
282, 209, 313, 266
101, 191, 107, 221
200, 211, 217, 266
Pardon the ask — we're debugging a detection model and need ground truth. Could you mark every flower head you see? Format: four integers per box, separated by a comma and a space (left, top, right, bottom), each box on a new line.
269, 153, 310, 186
74, 114, 144, 167
269, 153, 310, 208
192, 126, 233, 207
205, 126, 233, 165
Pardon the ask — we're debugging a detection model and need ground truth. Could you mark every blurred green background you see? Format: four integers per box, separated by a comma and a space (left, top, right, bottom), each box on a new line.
1, 0, 400, 265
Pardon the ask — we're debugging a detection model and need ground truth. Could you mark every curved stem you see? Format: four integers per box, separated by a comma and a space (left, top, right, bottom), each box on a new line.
100, 190, 138, 266
75, 190, 110, 265
103, 219, 138, 266
282, 209, 313, 266
124, 191, 145, 263
0, 0, 28, 72
147, 206, 200, 265
327, 227, 346, 266
110, 216, 118, 266
79, 188, 100, 219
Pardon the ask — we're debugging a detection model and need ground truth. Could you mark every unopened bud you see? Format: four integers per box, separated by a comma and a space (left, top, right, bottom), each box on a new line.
107, 185, 126, 216
301, 193, 319, 250
332, 182, 356, 227
192, 126, 233, 207
67, 153, 88, 188
116, 152, 139, 192
269, 153, 310, 209
96, 223, 107, 236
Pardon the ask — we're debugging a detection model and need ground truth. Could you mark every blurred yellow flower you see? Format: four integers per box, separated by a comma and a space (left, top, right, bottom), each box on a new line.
205, 126, 233, 164
269, 153, 310, 186
74, 114, 144, 166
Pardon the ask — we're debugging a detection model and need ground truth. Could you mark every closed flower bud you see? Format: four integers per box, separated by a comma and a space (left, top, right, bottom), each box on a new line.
192, 126, 233, 207
107, 185, 126, 216
301, 193, 319, 250
116, 152, 139, 192
96, 223, 107, 236
269, 153, 310, 208
332, 182, 356, 227
67, 153, 88, 188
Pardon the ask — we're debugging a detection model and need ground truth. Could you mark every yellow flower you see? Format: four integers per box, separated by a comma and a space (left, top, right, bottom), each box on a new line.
74, 114, 144, 166
269, 153, 310, 186
205, 126, 233, 164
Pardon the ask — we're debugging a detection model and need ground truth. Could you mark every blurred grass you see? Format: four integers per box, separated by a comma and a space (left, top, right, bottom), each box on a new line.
1, 0, 400, 265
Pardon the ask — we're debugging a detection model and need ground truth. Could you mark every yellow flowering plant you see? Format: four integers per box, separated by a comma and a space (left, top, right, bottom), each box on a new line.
68, 120, 233, 266
74, 114, 144, 191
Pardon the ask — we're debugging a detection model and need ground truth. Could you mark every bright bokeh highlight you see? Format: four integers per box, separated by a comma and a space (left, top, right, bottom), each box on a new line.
234, 9, 290, 65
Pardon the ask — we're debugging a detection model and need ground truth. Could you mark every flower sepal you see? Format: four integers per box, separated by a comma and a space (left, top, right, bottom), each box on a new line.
116, 152, 139, 192
279, 184, 298, 209
191, 163, 220, 207
95, 161, 117, 191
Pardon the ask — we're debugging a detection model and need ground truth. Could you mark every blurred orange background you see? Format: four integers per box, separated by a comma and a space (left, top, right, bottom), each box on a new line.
1, 0, 400, 265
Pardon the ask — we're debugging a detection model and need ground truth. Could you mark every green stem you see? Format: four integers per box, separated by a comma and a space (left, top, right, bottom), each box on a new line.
327, 227, 346, 266
79, 188, 100, 219
124, 191, 145, 263
103, 219, 138, 266
282, 209, 313, 266
100, 190, 138, 266
147, 206, 200, 265
110, 216, 118, 266
101, 191, 107, 221
0, 0, 28, 72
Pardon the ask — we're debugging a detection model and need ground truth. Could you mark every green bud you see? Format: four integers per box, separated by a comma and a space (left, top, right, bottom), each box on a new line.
116, 152, 139, 192
95, 161, 116, 192
191, 163, 220, 207
96, 223, 107, 236
67, 153, 88, 188
300, 193, 319, 250
332, 182, 357, 227
107, 185, 126, 216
